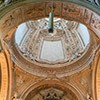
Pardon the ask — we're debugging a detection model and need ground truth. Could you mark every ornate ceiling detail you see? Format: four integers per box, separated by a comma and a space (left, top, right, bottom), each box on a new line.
96, 51, 100, 100
23, 82, 80, 100
33, 88, 64, 100
0, 1, 98, 78
0, 52, 8, 100
9, 63, 93, 100
7, 28, 96, 77
0, 1, 100, 100
0, 49, 13, 100
15, 19, 87, 65
0, 1, 100, 38
92, 49, 100, 100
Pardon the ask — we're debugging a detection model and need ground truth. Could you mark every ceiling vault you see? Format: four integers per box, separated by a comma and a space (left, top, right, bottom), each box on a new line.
0, 0, 100, 100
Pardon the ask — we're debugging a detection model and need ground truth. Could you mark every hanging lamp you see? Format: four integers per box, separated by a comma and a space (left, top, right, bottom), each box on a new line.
48, 0, 54, 33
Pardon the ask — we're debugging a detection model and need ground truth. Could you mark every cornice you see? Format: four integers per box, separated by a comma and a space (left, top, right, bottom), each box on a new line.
0, 1, 98, 78
0, 1, 100, 38
7, 30, 96, 78
0, 0, 100, 17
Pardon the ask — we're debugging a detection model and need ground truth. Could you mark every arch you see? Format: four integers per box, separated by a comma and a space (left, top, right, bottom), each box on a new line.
96, 52, 100, 100
91, 43, 100, 100
20, 80, 83, 100
0, 46, 13, 100
0, 51, 9, 100
0, 1, 98, 78
0, 1, 100, 100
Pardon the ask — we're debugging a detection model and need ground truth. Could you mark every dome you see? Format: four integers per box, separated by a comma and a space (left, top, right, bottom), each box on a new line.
0, 1, 100, 100
15, 18, 90, 66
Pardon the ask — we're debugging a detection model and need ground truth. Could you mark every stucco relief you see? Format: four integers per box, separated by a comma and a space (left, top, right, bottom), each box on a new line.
0, 1, 98, 78
12, 65, 92, 100
83, 9, 92, 24
0, 14, 14, 33
91, 14, 100, 30
80, 74, 89, 91
62, 3, 84, 21
13, 8, 23, 26
45, 2, 61, 17
0, 1, 99, 37
24, 84, 79, 100
0, 1, 99, 100
13, 65, 44, 96
61, 69, 93, 100
15, 19, 87, 66
0, 8, 23, 35
23, 3, 45, 21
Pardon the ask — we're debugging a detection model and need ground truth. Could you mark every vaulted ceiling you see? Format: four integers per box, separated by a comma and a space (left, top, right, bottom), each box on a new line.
0, 0, 100, 100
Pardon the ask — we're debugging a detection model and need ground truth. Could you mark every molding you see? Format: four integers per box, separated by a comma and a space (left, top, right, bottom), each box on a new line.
20, 79, 83, 100
0, 1, 98, 77
0, 51, 9, 100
